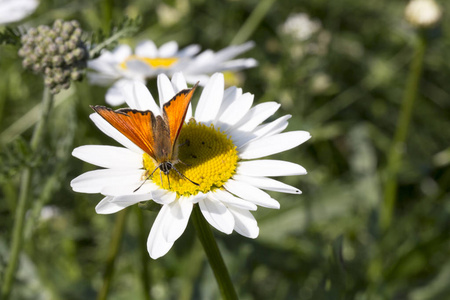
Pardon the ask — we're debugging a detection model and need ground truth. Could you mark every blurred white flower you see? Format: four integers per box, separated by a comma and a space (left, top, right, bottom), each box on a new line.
280, 13, 321, 42
88, 40, 258, 106
71, 72, 310, 259
405, 0, 442, 28
39, 205, 60, 221
0, 0, 38, 25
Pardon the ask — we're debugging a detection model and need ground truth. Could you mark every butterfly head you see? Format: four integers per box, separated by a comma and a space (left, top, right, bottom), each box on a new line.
158, 161, 173, 175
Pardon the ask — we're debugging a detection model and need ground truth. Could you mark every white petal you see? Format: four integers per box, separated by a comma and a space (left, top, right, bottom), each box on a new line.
95, 196, 125, 214
217, 92, 253, 131
152, 189, 177, 205
122, 80, 160, 112
228, 207, 259, 238
157, 74, 176, 106
124, 59, 152, 77
233, 102, 280, 133
188, 192, 207, 204
184, 74, 210, 86
213, 41, 255, 62
195, 73, 224, 124
110, 193, 154, 206
101, 181, 158, 196
252, 115, 291, 139
135, 40, 158, 57
147, 204, 174, 259
72, 145, 143, 169
217, 58, 258, 71
162, 198, 193, 243
170, 72, 188, 92
218, 86, 242, 116
0, 0, 38, 25
112, 45, 132, 61
177, 44, 201, 57
105, 80, 128, 106
236, 160, 307, 177
89, 113, 144, 154
239, 131, 311, 159
88, 52, 120, 79
211, 189, 257, 211
224, 179, 280, 209
233, 175, 301, 194
71, 169, 143, 194
158, 41, 178, 57
87, 71, 117, 86
228, 130, 257, 149
199, 196, 234, 234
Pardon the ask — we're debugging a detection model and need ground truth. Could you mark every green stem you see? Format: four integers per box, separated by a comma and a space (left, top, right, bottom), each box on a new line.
1, 87, 53, 300
380, 34, 427, 231
135, 207, 151, 300
191, 205, 238, 300
0, 87, 72, 144
102, 0, 114, 35
97, 209, 128, 300
230, 0, 276, 45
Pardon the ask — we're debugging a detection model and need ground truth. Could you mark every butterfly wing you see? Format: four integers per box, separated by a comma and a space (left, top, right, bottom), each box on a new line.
162, 83, 199, 152
91, 105, 156, 157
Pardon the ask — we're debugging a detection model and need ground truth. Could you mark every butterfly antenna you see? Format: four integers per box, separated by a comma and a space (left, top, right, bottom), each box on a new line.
134, 165, 160, 192
172, 165, 200, 186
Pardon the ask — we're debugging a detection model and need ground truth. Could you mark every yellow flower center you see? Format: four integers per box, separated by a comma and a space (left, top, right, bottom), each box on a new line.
142, 119, 238, 197
120, 55, 179, 69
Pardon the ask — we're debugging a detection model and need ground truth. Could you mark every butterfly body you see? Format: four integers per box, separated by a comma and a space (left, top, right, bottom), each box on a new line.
91, 83, 199, 187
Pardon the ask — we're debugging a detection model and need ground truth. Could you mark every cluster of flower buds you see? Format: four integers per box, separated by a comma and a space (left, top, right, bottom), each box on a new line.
18, 19, 88, 94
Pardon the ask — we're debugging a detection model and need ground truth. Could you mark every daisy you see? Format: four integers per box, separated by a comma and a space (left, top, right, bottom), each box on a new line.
87, 40, 257, 106
71, 72, 310, 259
0, 0, 38, 25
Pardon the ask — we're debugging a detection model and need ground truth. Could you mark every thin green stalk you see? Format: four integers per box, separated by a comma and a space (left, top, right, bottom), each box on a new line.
0, 87, 73, 144
97, 209, 128, 300
191, 205, 238, 300
230, 0, 276, 45
102, 0, 114, 35
1, 87, 53, 300
135, 207, 151, 300
380, 34, 427, 231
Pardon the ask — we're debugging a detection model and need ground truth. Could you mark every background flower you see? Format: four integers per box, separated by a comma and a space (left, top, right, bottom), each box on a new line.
87, 40, 257, 106
0, 0, 38, 25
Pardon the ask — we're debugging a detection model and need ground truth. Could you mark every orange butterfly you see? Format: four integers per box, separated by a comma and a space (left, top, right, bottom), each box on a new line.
91, 83, 199, 189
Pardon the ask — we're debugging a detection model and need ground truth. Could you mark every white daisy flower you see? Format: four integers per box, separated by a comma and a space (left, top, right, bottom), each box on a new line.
71, 72, 310, 259
88, 40, 258, 106
280, 13, 321, 42
0, 0, 38, 25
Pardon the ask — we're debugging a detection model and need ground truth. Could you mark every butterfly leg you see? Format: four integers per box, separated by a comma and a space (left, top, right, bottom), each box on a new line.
134, 165, 160, 192
178, 139, 190, 147
171, 165, 199, 186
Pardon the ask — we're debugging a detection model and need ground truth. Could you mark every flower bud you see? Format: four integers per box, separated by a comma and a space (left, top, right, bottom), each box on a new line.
405, 0, 442, 28
18, 19, 88, 94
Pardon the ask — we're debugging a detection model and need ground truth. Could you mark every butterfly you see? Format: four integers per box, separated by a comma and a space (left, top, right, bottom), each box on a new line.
91, 83, 199, 189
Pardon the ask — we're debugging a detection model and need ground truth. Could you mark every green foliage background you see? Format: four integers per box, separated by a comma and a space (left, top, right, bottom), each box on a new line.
1, 0, 450, 299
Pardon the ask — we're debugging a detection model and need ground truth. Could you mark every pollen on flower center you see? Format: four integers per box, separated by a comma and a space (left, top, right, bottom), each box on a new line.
120, 55, 179, 69
142, 119, 238, 197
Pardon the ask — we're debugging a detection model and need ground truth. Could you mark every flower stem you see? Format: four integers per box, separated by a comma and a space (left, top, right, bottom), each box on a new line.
135, 206, 151, 300
230, 0, 276, 45
380, 33, 427, 231
191, 205, 238, 300
97, 209, 128, 300
1, 87, 53, 300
